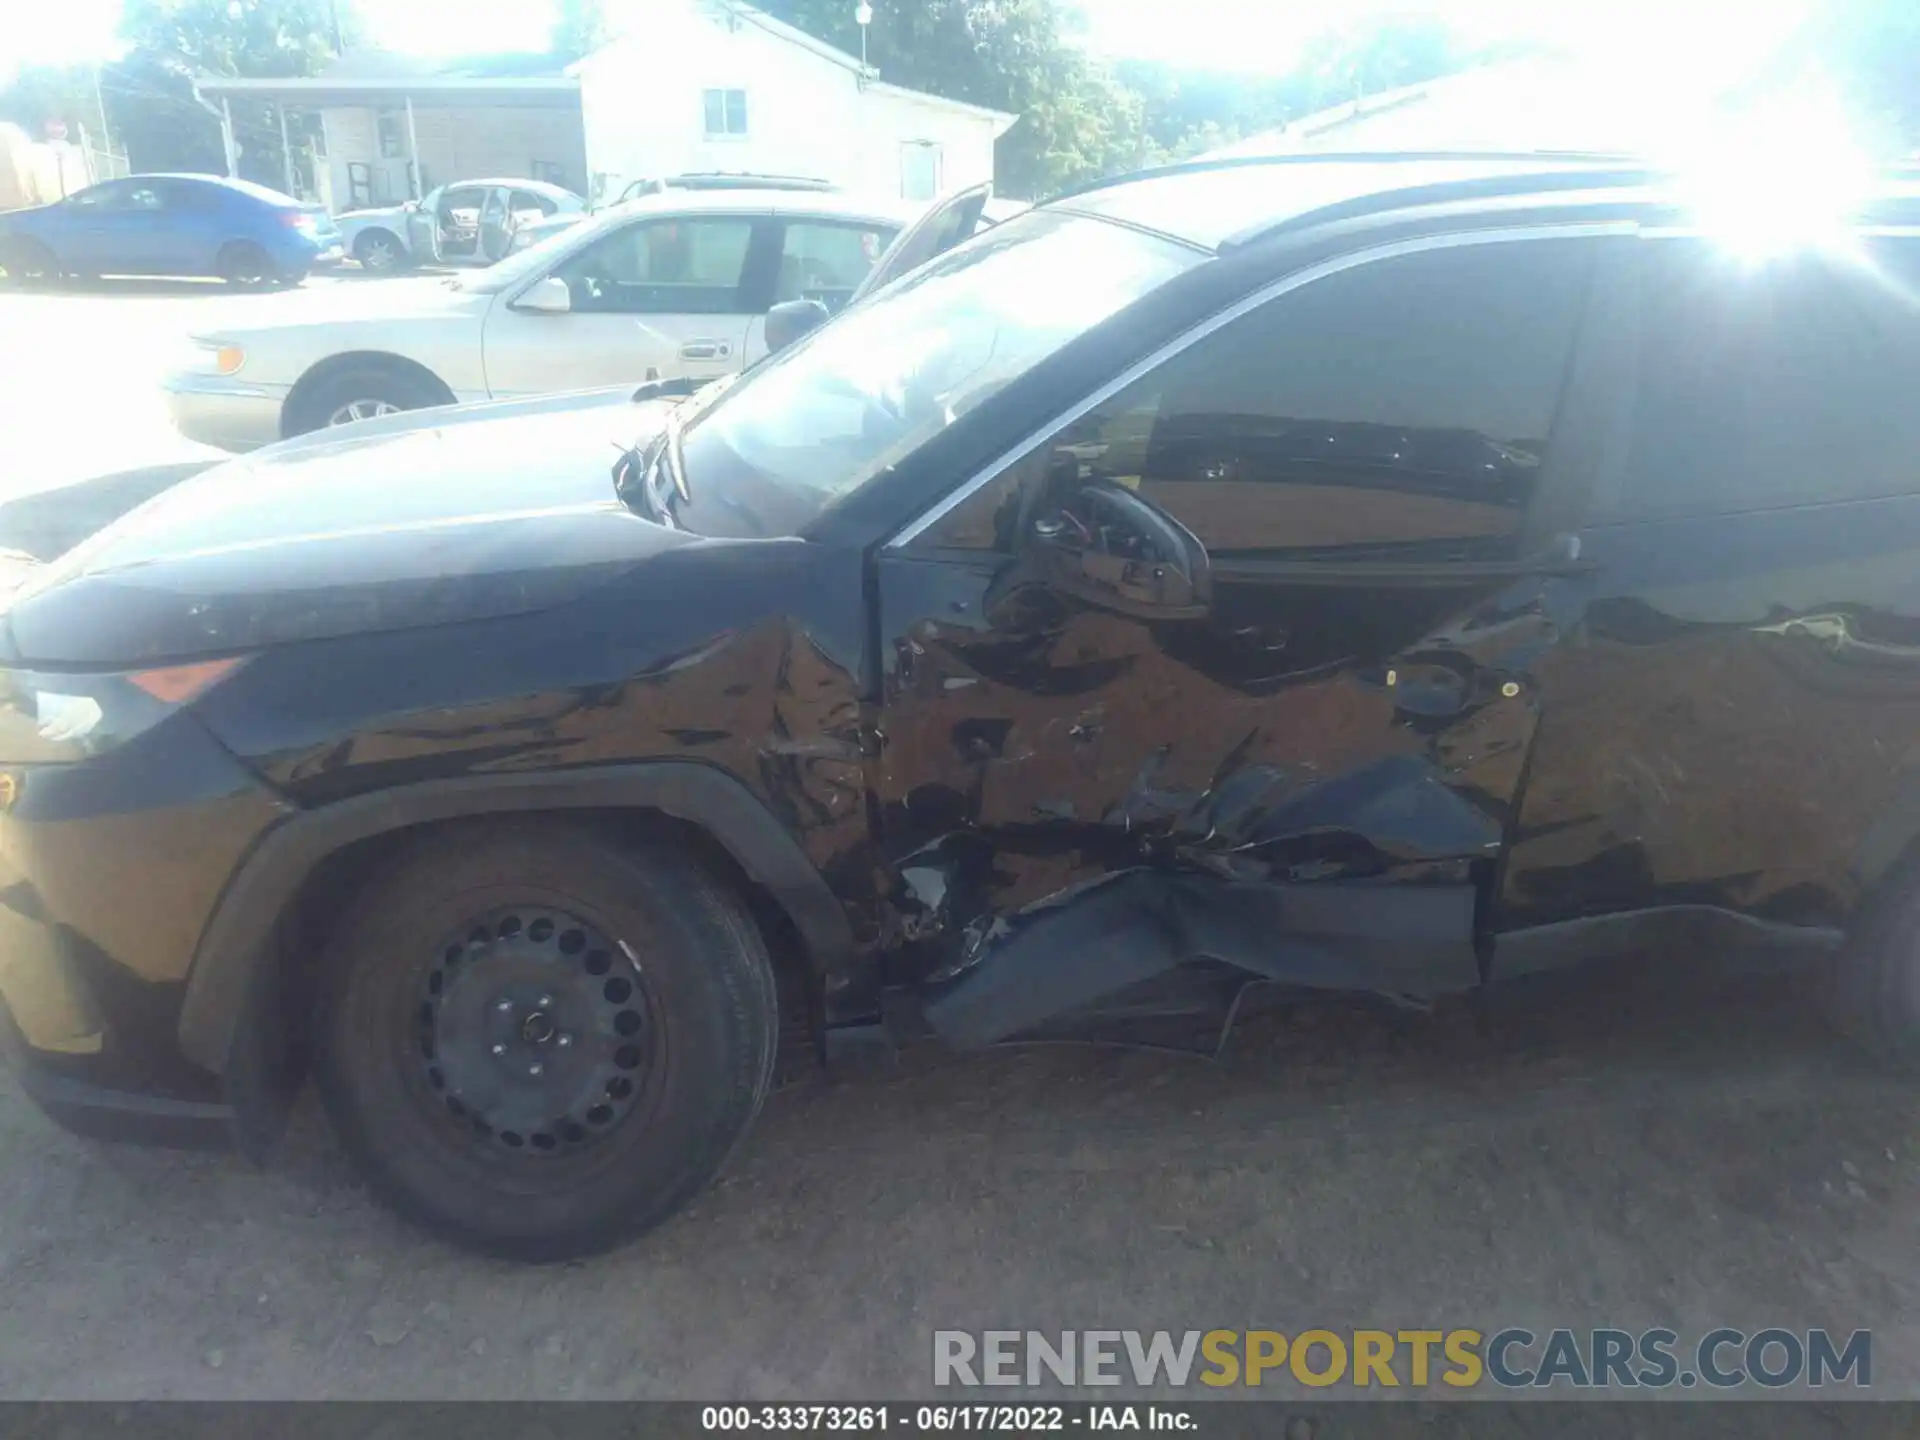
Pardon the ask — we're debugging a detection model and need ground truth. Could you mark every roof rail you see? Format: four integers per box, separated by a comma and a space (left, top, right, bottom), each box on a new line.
1041, 149, 1650, 207
1220, 165, 1666, 249
670, 171, 837, 188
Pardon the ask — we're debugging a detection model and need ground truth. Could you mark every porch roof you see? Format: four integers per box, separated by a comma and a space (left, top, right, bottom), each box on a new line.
194, 76, 581, 110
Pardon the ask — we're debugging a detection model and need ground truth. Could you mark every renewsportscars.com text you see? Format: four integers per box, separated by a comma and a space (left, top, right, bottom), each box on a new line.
932, 1328, 1871, 1390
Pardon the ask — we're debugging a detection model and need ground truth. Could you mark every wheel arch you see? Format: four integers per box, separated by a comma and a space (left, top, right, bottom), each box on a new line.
0, 232, 60, 273
352, 226, 406, 260
214, 236, 272, 272
281, 350, 456, 436
180, 763, 856, 1145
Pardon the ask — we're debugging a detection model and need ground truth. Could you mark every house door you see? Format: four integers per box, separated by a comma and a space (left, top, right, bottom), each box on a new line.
900, 141, 943, 201
870, 233, 1624, 1043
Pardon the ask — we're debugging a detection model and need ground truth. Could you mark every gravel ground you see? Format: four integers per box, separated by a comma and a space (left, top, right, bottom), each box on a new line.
1, 279, 1917, 1417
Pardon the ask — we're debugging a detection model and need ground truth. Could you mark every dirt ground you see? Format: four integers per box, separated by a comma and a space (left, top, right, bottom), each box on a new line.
2, 953, 1918, 1405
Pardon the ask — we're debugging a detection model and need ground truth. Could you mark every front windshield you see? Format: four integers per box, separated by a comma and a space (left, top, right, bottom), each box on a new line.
673, 210, 1200, 536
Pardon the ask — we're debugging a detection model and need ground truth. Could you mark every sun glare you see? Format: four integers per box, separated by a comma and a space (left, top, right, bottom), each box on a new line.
1665, 87, 1878, 263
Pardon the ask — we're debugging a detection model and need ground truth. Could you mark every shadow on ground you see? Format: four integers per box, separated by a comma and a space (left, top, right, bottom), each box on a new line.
14, 266, 457, 300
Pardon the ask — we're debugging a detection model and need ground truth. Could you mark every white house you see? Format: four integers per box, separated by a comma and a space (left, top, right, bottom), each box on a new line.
195, 0, 1015, 215
573, 1, 1015, 204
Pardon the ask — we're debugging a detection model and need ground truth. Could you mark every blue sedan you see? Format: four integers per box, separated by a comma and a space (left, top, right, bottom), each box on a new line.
0, 173, 343, 288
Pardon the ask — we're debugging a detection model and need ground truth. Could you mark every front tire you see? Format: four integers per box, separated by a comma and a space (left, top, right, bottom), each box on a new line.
286, 361, 452, 434
353, 230, 410, 273
314, 822, 778, 1261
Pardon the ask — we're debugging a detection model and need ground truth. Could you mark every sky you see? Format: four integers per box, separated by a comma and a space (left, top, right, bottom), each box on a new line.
0, 0, 1814, 84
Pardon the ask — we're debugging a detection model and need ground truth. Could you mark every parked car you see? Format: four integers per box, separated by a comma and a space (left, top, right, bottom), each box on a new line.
0, 173, 341, 287
163, 187, 916, 451
509, 172, 840, 253
337, 177, 585, 273
20, 153, 1920, 1262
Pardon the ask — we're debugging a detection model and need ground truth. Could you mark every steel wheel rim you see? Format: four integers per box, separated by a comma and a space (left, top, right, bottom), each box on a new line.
328, 398, 400, 426
362, 238, 396, 270
417, 904, 658, 1156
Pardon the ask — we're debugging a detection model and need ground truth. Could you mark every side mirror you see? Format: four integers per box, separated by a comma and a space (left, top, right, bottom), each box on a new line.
1033, 484, 1211, 620
765, 297, 829, 354
513, 275, 571, 314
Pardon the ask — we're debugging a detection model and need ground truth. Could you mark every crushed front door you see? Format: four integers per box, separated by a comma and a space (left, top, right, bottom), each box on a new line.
869, 233, 1624, 1044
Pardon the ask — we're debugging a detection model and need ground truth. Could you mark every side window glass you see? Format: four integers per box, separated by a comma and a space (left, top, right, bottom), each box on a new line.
915, 239, 1592, 556
512, 189, 559, 219
69, 182, 124, 210
776, 221, 894, 313
1610, 239, 1920, 520
553, 217, 755, 315
162, 182, 214, 213
438, 186, 486, 225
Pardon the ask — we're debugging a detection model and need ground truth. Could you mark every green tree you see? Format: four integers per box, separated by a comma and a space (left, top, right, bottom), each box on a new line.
0, 66, 108, 148
1121, 11, 1481, 168
766, 0, 1481, 197
1286, 10, 1464, 114
552, 0, 611, 62
768, 0, 1146, 196
102, 0, 350, 182
118, 0, 343, 79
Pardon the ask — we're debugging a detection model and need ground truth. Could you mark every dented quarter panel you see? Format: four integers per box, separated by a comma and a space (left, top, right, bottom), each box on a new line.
1496, 494, 1920, 936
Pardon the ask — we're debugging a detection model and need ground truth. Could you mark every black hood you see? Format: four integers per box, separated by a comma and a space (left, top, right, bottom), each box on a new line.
4, 399, 689, 666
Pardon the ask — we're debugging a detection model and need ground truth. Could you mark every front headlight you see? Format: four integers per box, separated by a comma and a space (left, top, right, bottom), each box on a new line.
0, 658, 249, 763
176, 337, 246, 377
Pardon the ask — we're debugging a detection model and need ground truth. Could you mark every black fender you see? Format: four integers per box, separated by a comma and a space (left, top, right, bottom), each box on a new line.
177, 762, 856, 1083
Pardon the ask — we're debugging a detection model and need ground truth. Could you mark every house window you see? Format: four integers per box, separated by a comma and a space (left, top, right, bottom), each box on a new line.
377, 109, 407, 159
900, 141, 942, 201
703, 89, 748, 138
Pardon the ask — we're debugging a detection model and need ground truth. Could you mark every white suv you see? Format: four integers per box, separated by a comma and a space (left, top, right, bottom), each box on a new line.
164, 188, 916, 452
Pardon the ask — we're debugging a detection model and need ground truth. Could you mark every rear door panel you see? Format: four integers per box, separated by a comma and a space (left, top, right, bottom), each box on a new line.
1493, 232, 1920, 958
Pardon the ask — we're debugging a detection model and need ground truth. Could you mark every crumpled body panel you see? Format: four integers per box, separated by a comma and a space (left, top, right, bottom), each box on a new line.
870, 549, 1555, 1032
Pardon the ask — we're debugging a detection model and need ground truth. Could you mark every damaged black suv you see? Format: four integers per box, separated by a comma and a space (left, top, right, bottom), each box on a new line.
11, 154, 1920, 1259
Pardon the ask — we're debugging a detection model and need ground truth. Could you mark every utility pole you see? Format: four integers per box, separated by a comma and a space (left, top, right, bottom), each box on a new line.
220, 95, 238, 178
92, 63, 113, 171
279, 103, 296, 196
